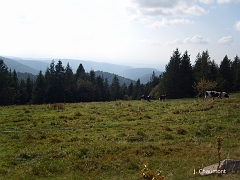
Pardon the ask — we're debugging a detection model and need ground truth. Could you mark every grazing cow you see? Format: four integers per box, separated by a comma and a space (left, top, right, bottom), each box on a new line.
204, 91, 217, 101
141, 94, 151, 101
159, 94, 166, 101
220, 92, 229, 98
204, 91, 229, 101
146, 95, 151, 102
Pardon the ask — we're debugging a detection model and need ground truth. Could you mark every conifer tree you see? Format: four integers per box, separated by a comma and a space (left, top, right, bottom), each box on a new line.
110, 75, 121, 100
55, 60, 65, 102
65, 63, 76, 102
193, 50, 211, 82
232, 55, 240, 91
163, 48, 181, 98
75, 63, 85, 80
26, 75, 33, 103
179, 50, 194, 97
217, 55, 233, 92
0, 59, 14, 105
32, 71, 45, 104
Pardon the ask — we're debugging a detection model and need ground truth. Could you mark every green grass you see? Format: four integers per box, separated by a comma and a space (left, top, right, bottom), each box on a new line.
0, 94, 240, 179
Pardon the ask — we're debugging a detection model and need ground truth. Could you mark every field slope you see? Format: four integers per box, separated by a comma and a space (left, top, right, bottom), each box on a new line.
0, 94, 240, 179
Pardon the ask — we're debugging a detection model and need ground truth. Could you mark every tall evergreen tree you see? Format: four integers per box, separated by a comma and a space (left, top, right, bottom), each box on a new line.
12, 69, 20, 104
26, 75, 33, 103
179, 50, 195, 97
217, 55, 233, 92
110, 75, 121, 100
0, 59, 14, 105
32, 71, 45, 104
163, 48, 181, 98
132, 79, 143, 100
127, 81, 134, 98
232, 55, 240, 91
193, 50, 211, 82
18, 79, 27, 104
45, 61, 56, 103
103, 78, 110, 101
76, 79, 95, 102
64, 63, 76, 103
75, 63, 85, 80
55, 60, 65, 102
208, 60, 219, 82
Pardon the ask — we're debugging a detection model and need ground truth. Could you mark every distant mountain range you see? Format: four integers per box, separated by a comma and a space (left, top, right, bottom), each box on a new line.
0, 56, 162, 84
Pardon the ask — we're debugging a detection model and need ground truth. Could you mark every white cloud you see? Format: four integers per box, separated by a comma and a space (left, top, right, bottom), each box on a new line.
199, 0, 215, 4
184, 5, 208, 16
217, 0, 240, 3
217, 36, 233, 45
139, 39, 161, 46
128, 0, 208, 17
234, 21, 240, 31
184, 35, 209, 44
166, 39, 183, 45
150, 18, 193, 28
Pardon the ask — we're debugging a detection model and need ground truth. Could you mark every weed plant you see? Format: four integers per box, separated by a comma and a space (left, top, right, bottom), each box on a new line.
0, 94, 240, 179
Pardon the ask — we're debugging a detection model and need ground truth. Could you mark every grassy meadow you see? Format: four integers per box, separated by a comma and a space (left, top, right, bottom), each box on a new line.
0, 94, 240, 179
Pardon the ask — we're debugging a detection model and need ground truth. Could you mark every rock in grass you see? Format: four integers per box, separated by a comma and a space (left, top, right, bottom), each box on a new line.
200, 159, 240, 176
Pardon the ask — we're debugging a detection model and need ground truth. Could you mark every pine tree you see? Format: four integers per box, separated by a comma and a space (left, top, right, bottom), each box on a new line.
208, 60, 219, 82
64, 63, 76, 103
110, 75, 121, 100
76, 79, 95, 102
193, 50, 211, 82
217, 55, 233, 92
45, 61, 56, 103
12, 69, 20, 104
127, 82, 134, 98
232, 55, 240, 91
26, 75, 33, 103
18, 79, 27, 104
75, 63, 85, 80
32, 71, 45, 104
0, 59, 15, 105
132, 79, 143, 100
103, 78, 110, 101
163, 48, 181, 98
55, 60, 65, 102
179, 50, 194, 97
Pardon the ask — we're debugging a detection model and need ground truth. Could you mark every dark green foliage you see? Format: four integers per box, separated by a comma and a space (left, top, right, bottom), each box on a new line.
193, 50, 212, 82
110, 75, 122, 100
32, 71, 45, 104
217, 55, 233, 92
160, 49, 195, 98
0, 49, 239, 105
179, 51, 195, 98
232, 55, 240, 91
0, 59, 15, 105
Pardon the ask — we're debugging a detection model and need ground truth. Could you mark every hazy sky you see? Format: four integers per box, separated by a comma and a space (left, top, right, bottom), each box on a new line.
0, 0, 239, 69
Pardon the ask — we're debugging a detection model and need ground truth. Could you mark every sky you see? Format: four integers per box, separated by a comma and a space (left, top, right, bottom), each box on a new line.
0, 0, 240, 70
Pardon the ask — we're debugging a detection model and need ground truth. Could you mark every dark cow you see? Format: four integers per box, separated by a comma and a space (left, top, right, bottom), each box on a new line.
159, 94, 166, 101
220, 92, 229, 98
141, 94, 151, 102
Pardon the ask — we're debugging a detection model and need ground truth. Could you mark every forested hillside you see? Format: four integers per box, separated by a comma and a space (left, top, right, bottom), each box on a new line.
0, 48, 240, 105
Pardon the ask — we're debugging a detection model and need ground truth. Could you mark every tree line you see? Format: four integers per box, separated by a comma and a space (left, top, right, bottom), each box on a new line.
0, 59, 157, 105
156, 49, 240, 99
0, 49, 239, 105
